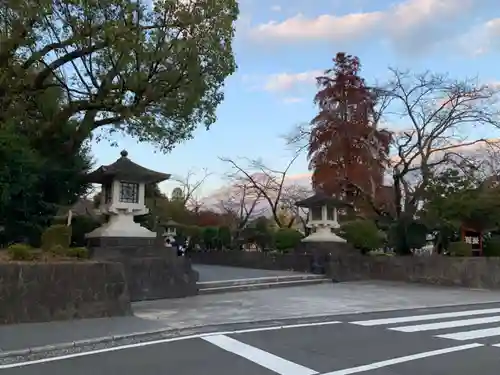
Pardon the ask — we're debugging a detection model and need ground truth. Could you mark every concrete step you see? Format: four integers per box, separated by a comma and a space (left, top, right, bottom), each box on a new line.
197, 274, 331, 295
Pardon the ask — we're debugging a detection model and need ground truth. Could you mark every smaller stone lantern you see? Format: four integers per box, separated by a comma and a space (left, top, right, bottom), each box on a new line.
85, 150, 171, 239
295, 190, 348, 242
161, 219, 179, 247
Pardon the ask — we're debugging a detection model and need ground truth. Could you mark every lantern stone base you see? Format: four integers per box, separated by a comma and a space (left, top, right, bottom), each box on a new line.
87, 237, 170, 259
302, 227, 346, 243
295, 241, 355, 275
86, 214, 156, 238
87, 236, 199, 301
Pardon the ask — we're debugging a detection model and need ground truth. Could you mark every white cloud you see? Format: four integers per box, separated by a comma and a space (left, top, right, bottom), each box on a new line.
270, 5, 281, 12
253, 12, 383, 41
457, 18, 500, 56
250, 0, 476, 53
264, 70, 322, 92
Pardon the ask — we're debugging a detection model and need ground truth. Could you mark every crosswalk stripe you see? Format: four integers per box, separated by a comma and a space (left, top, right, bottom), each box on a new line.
322, 343, 483, 375
390, 315, 500, 332
350, 307, 500, 326
436, 327, 500, 341
202, 334, 318, 375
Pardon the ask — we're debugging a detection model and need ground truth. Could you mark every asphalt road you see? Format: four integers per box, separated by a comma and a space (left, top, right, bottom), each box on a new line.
5, 303, 500, 375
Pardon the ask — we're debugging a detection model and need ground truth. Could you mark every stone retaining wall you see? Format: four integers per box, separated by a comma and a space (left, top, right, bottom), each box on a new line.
192, 245, 500, 290
190, 243, 355, 274
89, 238, 199, 301
328, 252, 500, 289
190, 251, 317, 273
124, 257, 198, 301
0, 262, 131, 325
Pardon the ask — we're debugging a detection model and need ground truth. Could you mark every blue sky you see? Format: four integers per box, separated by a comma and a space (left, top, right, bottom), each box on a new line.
91, 0, 500, 196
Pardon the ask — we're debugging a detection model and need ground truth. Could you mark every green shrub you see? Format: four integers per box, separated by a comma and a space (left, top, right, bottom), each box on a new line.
387, 219, 428, 255
483, 237, 500, 257
218, 226, 232, 248
7, 243, 35, 261
202, 227, 218, 249
183, 225, 203, 248
69, 216, 100, 247
448, 241, 472, 257
49, 244, 66, 255
342, 220, 384, 254
66, 247, 90, 259
274, 228, 304, 252
41, 224, 72, 252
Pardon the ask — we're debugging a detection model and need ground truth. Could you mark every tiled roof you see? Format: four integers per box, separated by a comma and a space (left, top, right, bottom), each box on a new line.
86, 150, 171, 184
295, 189, 349, 208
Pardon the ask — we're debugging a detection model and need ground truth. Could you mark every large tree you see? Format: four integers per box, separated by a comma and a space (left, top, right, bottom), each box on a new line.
0, 66, 93, 245
420, 166, 500, 252
1, 0, 238, 153
379, 69, 500, 220
0, 120, 93, 245
0, 123, 42, 244
308, 52, 391, 209
290, 61, 500, 222
422, 167, 500, 231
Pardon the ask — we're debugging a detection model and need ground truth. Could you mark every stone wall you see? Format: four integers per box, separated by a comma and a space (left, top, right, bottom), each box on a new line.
0, 262, 131, 325
190, 251, 316, 273
124, 257, 198, 301
328, 252, 500, 289
190, 243, 354, 274
89, 237, 199, 301
88, 237, 171, 259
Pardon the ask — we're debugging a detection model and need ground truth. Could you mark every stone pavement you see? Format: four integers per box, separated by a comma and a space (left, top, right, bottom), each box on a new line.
133, 280, 500, 328
6, 303, 500, 374
3, 280, 500, 359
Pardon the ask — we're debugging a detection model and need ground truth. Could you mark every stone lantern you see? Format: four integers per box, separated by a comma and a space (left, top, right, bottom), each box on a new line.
161, 219, 179, 247
295, 190, 348, 243
85, 150, 171, 239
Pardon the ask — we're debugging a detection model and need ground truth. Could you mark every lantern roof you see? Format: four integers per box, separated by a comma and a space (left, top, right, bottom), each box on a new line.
86, 150, 171, 184
160, 219, 180, 227
295, 189, 350, 208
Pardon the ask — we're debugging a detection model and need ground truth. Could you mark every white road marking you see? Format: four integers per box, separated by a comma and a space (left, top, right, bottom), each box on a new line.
0, 320, 340, 369
350, 307, 500, 326
390, 315, 500, 332
320, 343, 483, 375
437, 326, 500, 340
203, 334, 318, 375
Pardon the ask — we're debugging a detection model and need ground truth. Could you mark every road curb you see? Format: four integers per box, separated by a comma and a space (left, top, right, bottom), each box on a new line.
0, 315, 345, 361
0, 328, 180, 360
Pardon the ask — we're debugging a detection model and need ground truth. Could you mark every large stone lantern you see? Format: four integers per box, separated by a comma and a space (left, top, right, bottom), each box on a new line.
85, 150, 170, 239
295, 190, 348, 243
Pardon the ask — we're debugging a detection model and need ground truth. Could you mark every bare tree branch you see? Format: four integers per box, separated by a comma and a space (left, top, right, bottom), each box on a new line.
170, 168, 212, 209
282, 122, 311, 155
279, 183, 312, 231
217, 177, 265, 232
376, 69, 500, 218
219, 152, 302, 228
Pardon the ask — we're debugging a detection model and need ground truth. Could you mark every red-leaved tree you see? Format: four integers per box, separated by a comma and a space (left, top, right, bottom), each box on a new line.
308, 52, 392, 214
